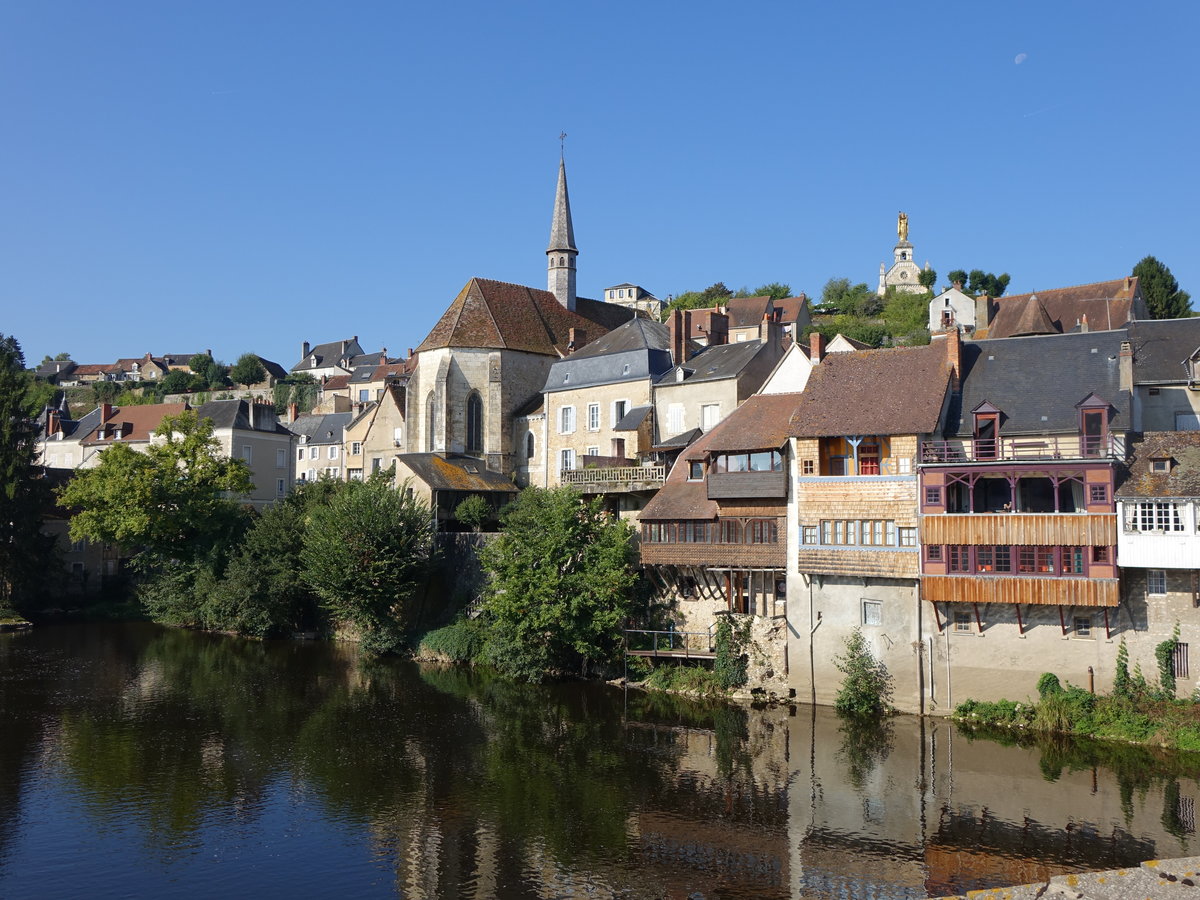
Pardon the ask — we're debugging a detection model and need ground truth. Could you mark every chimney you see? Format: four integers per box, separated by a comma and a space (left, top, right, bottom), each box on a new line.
100, 402, 113, 422
1125, 276, 1133, 292
407, 348, 414, 359
1080, 314, 1089, 333
945, 326, 962, 392
809, 331, 826, 364
47, 409, 60, 436
302, 341, 310, 358
1119, 340, 1133, 392
341, 340, 348, 355
288, 402, 299, 423
670, 308, 687, 366
567, 327, 586, 353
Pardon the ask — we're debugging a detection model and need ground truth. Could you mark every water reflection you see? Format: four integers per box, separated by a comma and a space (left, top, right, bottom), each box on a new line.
0, 624, 1197, 899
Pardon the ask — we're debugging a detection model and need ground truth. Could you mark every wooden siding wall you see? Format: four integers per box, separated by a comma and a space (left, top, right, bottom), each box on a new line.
641, 538, 786, 568
796, 548, 918, 579
923, 574, 1119, 607
920, 514, 1116, 546
708, 471, 787, 499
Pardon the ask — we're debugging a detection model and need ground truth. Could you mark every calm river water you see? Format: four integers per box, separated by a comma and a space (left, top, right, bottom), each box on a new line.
1, 623, 1198, 899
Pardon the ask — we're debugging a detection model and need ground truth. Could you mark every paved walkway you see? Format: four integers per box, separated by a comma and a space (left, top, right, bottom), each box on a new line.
935, 856, 1200, 899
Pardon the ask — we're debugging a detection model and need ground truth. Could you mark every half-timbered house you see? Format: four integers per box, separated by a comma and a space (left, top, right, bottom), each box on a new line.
917, 329, 1132, 706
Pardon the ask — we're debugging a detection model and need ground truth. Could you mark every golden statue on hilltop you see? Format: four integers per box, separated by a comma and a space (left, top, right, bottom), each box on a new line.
897, 211, 909, 242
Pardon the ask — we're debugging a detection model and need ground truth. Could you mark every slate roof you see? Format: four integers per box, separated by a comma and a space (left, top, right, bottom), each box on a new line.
322, 375, 350, 391
706, 393, 805, 452
1127, 318, 1200, 383
945, 330, 1132, 437
49, 405, 104, 440
415, 278, 629, 357
288, 412, 353, 445
397, 454, 519, 494
543, 318, 672, 393
256, 356, 288, 380
194, 399, 291, 434
81, 403, 189, 445
1116, 432, 1200, 499
987, 277, 1141, 339
614, 405, 653, 431
513, 395, 545, 417
292, 338, 363, 372
657, 339, 764, 386
35, 359, 76, 378
773, 296, 808, 324
650, 427, 702, 451
547, 158, 576, 252
790, 343, 951, 438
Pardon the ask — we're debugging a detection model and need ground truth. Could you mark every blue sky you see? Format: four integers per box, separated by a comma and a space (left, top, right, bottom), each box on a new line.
3, 1, 1197, 368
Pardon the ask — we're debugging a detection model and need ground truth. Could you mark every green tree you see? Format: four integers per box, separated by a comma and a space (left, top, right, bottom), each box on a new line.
301, 478, 434, 654
664, 281, 734, 315
881, 286, 932, 345
918, 267, 937, 290
967, 270, 1011, 297
1133, 256, 1192, 319
753, 282, 793, 301
947, 269, 968, 288
818, 277, 879, 317
188, 352, 213, 374
0, 334, 54, 610
160, 369, 193, 394
833, 628, 894, 720
454, 494, 491, 533
479, 487, 638, 682
59, 410, 253, 561
229, 354, 266, 389
91, 381, 121, 404
204, 360, 230, 390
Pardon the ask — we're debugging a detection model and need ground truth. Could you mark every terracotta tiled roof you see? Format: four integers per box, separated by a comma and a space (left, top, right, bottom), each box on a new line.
322, 375, 350, 391
415, 278, 618, 356
704, 393, 804, 453
81, 403, 189, 445
726, 296, 772, 327
71, 363, 112, 376
772, 296, 808, 324
988, 277, 1141, 339
1007, 295, 1057, 336
789, 343, 950, 437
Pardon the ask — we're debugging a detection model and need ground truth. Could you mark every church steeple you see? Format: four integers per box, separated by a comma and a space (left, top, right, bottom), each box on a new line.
547, 154, 578, 311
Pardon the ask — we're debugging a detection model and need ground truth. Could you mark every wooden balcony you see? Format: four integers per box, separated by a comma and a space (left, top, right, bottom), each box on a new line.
920, 434, 1125, 464
921, 513, 1116, 546
923, 574, 1119, 607
707, 471, 788, 499
561, 464, 665, 493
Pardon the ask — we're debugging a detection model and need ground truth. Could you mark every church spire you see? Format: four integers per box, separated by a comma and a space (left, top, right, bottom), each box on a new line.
547, 151, 578, 310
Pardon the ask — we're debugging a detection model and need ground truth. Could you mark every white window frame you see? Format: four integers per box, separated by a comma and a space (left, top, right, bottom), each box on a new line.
351, 441, 362, 455
667, 403, 684, 435
587, 403, 600, 431
612, 399, 629, 427
276, 478, 286, 496
328, 445, 339, 460
309, 447, 318, 459
586, 446, 599, 457
242, 445, 253, 464
560, 448, 575, 473
701, 403, 720, 432
862, 599, 882, 627
559, 405, 576, 434
1148, 569, 1168, 595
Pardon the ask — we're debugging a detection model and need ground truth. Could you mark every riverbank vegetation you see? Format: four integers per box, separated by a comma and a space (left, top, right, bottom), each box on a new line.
954, 637, 1200, 752
59, 411, 434, 651
419, 487, 640, 682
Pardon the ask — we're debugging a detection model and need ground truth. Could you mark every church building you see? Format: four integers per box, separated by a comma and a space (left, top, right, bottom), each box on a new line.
402, 157, 633, 479
877, 211, 931, 296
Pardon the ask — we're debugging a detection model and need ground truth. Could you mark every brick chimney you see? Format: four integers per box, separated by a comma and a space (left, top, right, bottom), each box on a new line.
288, 402, 299, 423
1119, 340, 1134, 392
46, 409, 60, 436
567, 327, 586, 354
1080, 314, 1089, 333
944, 326, 962, 392
100, 403, 113, 422
952, 280, 963, 291
670, 308, 687, 366
809, 331, 826, 364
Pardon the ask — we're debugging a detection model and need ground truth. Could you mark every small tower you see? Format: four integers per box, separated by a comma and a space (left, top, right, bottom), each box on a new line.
547, 156, 578, 311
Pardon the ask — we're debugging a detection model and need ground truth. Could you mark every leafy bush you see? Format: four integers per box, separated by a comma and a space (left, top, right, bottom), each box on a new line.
833, 628, 893, 720
713, 616, 749, 689
644, 663, 722, 696
454, 494, 491, 533
1156, 625, 1181, 698
419, 619, 486, 662
1037, 672, 1063, 699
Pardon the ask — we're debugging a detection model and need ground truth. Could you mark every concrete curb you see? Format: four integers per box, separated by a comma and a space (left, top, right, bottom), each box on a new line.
934, 856, 1200, 899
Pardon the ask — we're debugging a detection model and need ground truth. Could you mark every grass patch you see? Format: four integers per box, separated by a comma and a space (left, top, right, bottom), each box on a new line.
417, 618, 486, 662
644, 662, 724, 696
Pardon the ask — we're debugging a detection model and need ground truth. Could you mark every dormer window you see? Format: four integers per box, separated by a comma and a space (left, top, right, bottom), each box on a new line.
688, 461, 704, 480
972, 401, 1002, 460
1150, 457, 1171, 473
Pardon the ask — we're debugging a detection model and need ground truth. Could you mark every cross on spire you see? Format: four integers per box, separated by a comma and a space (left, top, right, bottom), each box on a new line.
559, 131, 567, 157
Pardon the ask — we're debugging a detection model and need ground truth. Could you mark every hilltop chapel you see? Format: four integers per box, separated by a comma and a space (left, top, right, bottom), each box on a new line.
877, 211, 932, 296
400, 157, 635, 478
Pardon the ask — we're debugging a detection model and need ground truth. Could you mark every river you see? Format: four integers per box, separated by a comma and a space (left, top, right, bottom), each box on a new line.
0, 623, 1197, 899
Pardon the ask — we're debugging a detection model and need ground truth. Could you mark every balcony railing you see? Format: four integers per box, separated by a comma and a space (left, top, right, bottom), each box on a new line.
920, 434, 1125, 464
562, 464, 666, 490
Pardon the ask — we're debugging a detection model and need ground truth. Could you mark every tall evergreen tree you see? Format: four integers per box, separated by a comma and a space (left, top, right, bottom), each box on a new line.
1133, 256, 1192, 319
0, 334, 53, 609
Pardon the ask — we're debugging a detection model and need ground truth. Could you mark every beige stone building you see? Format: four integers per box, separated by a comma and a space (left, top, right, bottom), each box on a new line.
876, 211, 929, 296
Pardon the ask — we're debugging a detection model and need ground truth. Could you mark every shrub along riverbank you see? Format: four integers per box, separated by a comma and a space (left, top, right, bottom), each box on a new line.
953, 636, 1200, 752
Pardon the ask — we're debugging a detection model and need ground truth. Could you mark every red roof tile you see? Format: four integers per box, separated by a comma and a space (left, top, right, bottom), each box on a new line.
988, 277, 1141, 339
81, 403, 189, 445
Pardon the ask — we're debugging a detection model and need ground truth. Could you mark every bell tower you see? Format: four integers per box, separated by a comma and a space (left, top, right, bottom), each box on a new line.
547, 147, 578, 311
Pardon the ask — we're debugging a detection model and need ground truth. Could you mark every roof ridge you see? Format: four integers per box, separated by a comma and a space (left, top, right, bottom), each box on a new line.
471, 278, 511, 350
1000, 276, 1132, 300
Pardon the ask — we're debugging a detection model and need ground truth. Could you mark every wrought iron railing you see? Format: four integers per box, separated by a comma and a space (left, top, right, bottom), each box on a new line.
562, 465, 666, 487
624, 625, 716, 657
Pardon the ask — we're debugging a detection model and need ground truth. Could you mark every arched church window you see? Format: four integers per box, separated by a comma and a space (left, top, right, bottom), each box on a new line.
466, 393, 483, 454
526, 432, 535, 460
559, 256, 565, 265
425, 392, 437, 452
